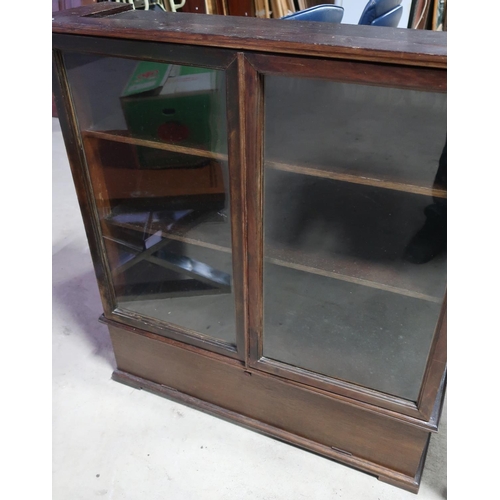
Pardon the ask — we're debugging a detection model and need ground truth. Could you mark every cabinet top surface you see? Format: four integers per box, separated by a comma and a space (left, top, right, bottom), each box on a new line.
52, 3, 446, 68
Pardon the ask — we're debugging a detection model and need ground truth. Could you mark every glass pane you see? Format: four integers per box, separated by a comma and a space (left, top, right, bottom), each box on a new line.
64, 53, 235, 346
263, 75, 447, 401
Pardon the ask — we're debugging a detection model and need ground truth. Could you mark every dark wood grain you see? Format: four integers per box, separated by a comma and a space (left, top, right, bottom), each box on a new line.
82, 130, 447, 199
246, 52, 447, 92
243, 55, 265, 363
105, 317, 441, 430
113, 369, 427, 493
54, 10, 447, 492
417, 292, 448, 420
107, 320, 431, 492
108, 307, 240, 358
251, 357, 425, 420
82, 129, 228, 161
80, 135, 114, 219
52, 33, 237, 69
52, 4, 446, 68
225, 54, 249, 362
80, 2, 130, 17
266, 159, 447, 198
52, 49, 116, 315
227, 0, 255, 17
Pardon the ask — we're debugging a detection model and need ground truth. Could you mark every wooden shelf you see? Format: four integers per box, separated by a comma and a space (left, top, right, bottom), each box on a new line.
105, 211, 231, 253
266, 160, 447, 199
85, 127, 445, 305
82, 129, 446, 198
104, 213, 444, 303
82, 129, 229, 162
265, 247, 443, 303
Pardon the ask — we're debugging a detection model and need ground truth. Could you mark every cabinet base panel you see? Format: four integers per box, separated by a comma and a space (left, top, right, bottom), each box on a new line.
106, 318, 438, 493
111, 364, 427, 494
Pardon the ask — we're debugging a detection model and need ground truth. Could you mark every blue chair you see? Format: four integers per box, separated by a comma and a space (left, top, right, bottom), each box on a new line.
358, 0, 403, 27
281, 4, 344, 24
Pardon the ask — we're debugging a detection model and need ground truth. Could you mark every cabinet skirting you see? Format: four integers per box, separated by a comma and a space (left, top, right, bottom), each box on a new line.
107, 318, 436, 493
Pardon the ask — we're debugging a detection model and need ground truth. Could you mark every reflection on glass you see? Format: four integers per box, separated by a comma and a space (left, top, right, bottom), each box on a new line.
263, 75, 447, 401
404, 141, 447, 264
64, 54, 235, 345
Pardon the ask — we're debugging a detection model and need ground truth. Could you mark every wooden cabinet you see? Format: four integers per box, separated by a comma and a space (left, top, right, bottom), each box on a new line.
53, 3, 446, 493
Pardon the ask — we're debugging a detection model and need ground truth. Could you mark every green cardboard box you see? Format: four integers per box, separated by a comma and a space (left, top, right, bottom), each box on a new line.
121, 62, 224, 169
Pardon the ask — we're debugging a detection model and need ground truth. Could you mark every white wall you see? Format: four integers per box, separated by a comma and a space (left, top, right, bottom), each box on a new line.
338, 0, 412, 28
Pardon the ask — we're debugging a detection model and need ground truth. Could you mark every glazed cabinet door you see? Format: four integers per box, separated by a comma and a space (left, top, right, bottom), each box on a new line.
53, 37, 246, 359
246, 54, 447, 419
